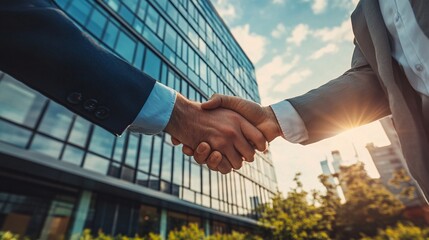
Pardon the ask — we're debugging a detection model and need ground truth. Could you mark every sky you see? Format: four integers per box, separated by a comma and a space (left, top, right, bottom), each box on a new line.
211, 0, 392, 193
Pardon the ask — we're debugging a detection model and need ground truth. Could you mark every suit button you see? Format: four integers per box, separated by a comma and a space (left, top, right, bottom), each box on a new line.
83, 99, 98, 112
67, 92, 82, 104
95, 106, 110, 119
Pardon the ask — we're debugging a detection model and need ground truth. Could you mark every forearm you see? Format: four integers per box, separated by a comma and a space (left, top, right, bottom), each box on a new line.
0, 0, 155, 135
288, 66, 390, 144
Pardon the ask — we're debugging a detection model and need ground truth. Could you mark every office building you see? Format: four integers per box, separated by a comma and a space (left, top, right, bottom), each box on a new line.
366, 117, 424, 207
0, 0, 278, 239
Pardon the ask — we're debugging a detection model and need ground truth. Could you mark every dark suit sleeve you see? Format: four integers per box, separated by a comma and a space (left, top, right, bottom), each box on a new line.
288, 44, 391, 144
0, 0, 156, 135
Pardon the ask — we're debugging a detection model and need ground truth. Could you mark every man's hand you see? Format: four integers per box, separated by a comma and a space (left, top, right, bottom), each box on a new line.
172, 94, 283, 172
164, 94, 267, 174
202, 94, 283, 141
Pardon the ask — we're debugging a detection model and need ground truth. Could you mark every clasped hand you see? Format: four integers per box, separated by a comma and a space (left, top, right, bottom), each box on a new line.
165, 94, 282, 174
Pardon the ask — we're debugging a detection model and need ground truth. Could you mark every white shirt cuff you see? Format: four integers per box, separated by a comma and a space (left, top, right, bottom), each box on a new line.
270, 100, 309, 143
129, 82, 177, 134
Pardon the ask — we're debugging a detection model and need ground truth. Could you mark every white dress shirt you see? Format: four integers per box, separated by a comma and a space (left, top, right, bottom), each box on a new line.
271, 0, 429, 143
128, 82, 176, 134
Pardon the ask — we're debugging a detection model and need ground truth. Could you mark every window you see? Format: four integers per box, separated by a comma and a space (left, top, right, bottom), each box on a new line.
0, 120, 31, 148
0, 76, 46, 127
113, 134, 125, 161
133, 42, 146, 69
106, 0, 119, 11
87, 9, 107, 38
164, 25, 177, 51
137, 1, 148, 20
38, 102, 73, 140
115, 31, 136, 62
190, 163, 201, 192
89, 126, 114, 158
139, 135, 152, 172
138, 205, 160, 235
143, 49, 161, 79
172, 147, 183, 185
123, 0, 138, 12
166, 3, 179, 23
62, 145, 84, 166
68, 0, 91, 24
145, 5, 159, 32
68, 117, 90, 147
161, 143, 172, 181
118, 4, 134, 24
202, 167, 210, 195
150, 136, 162, 176
125, 134, 139, 167
30, 135, 63, 159
83, 153, 109, 174
103, 22, 119, 48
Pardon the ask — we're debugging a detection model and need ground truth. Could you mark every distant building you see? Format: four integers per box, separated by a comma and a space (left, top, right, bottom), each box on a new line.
331, 150, 343, 174
320, 159, 340, 198
366, 117, 429, 223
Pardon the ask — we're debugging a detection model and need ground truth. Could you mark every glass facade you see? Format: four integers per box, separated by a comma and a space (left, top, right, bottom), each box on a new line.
0, 0, 277, 238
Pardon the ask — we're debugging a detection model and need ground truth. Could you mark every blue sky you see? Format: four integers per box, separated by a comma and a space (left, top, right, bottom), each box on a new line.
211, 0, 392, 193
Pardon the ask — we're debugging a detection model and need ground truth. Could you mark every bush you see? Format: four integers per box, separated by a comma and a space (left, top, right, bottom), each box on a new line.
168, 223, 205, 240
360, 222, 429, 240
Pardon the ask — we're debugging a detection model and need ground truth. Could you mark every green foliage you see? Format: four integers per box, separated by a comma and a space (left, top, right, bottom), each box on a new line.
360, 222, 429, 240
206, 231, 262, 240
389, 168, 416, 200
77, 229, 159, 240
0, 232, 20, 240
168, 223, 205, 240
259, 173, 331, 240
336, 163, 404, 239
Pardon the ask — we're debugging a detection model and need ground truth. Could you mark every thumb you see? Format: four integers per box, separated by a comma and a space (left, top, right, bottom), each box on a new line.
201, 94, 223, 110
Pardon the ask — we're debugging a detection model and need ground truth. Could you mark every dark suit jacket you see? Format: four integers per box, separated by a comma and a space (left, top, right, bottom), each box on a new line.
0, 0, 156, 135
289, 0, 429, 200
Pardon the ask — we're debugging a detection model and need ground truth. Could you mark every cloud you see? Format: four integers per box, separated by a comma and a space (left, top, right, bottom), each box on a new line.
272, 0, 285, 4
311, 0, 327, 14
271, 23, 286, 39
302, 0, 327, 14
313, 19, 354, 43
256, 55, 300, 101
308, 43, 339, 60
333, 0, 359, 13
212, 0, 239, 24
274, 68, 313, 92
231, 24, 268, 64
286, 24, 310, 46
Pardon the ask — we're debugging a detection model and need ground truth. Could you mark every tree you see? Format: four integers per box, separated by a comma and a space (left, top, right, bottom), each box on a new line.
258, 173, 331, 240
336, 163, 404, 239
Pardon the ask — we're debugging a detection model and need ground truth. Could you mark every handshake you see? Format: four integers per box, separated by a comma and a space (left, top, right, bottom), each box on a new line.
164, 94, 283, 174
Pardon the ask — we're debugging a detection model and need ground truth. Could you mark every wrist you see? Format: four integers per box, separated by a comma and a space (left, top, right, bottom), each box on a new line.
165, 94, 199, 142
262, 106, 283, 141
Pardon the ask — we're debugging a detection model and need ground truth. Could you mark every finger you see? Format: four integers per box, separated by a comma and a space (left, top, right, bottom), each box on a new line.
182, 146, 194, 156
206, 151, 223, 170
233, 133, 256, 162
240, 120, 267, 152
171, 136, 182, 146
201, 94, 223, 110
224, 146, 244, 170
194, 142, 211, 164
217, 156, 233, 174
